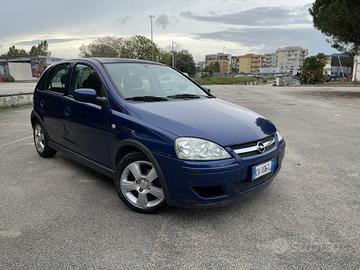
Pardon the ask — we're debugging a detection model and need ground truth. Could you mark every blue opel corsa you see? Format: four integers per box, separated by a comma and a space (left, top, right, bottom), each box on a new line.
31, 58, 285, 213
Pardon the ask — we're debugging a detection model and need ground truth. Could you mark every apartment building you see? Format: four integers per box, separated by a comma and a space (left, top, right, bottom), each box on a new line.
238, 53, 263, 73
276, 46, 308, 75
205, 53, 231, 74
262, 53, 277, 68
231, 56, 239, 72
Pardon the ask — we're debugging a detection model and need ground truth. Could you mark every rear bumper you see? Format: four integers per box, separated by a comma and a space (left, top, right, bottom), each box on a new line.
154, 140, 286, 208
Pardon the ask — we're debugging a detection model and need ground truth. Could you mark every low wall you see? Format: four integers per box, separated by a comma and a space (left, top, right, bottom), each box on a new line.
0, 93, 33, 108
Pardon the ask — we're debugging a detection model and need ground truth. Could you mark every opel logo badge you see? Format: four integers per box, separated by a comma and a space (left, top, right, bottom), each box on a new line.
257, 141, 265, 153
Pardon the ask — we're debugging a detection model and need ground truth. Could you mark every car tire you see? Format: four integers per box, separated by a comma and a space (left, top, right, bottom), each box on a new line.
33, 122, 57, 158
114, 152, 167, 213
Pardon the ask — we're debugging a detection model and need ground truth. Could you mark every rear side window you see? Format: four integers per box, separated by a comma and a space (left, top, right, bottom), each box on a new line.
45, 63, 71, 94
36, 72, 48, 90
69, 64, 104, 97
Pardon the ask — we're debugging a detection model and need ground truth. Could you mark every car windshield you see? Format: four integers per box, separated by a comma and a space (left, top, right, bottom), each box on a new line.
104, 63, 208, 100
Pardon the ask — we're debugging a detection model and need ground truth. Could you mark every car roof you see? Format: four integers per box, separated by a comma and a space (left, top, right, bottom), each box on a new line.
57, 57, 166, 66
94, 58, 164, 64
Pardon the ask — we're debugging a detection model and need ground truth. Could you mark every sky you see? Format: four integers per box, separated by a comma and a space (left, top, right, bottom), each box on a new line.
0, 0, 337, 61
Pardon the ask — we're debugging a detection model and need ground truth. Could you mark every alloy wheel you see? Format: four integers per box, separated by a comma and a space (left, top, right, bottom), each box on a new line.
120, 160, 164, 209
34, 124, 45, 153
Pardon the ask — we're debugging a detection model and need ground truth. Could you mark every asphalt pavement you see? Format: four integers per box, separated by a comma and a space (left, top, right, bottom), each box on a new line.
0, 85, 359, 269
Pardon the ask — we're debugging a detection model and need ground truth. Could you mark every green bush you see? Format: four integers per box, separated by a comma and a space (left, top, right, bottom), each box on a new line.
194, 76, 257, 85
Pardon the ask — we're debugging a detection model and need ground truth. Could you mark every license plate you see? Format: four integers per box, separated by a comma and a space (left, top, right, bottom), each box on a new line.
252, 160, 275, 181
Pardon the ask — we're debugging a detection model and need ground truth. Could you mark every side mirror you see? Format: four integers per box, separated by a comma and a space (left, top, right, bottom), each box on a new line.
74, 88, 107, 107
203, 87, 211, 94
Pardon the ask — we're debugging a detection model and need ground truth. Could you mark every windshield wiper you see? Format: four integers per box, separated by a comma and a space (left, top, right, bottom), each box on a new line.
125, 96, 169, 102
167, 94, 206, 99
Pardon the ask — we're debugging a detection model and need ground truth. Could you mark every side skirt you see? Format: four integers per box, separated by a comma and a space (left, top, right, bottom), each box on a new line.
48, 141, 114, 178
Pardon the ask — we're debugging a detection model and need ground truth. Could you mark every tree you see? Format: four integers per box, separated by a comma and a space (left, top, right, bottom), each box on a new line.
29, 41, 50, 56
174, 50, 196, 75
300, 53, 328, 84
310, 1, 360, 55
80, 36, 123, 57
159, 49, 196, 75
159, 50, 172, 65
204, 62, 220, 74
120, 35, 159, 61
1, 40, 50, 57
1, 45, 29, 57
80, 35, 158, 61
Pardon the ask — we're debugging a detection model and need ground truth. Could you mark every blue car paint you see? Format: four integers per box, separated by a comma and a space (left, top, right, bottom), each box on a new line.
126, 98, 276, 146
32, 58, 285, 208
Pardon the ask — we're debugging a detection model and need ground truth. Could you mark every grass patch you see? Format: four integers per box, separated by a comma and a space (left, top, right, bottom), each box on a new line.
194, 76, 258, 85
310, 81, 360, 87
0, 104, 32, 112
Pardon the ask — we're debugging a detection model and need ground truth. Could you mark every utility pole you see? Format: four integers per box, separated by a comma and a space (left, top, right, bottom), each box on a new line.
171, 41, 176, 68
149, 15, 155, 42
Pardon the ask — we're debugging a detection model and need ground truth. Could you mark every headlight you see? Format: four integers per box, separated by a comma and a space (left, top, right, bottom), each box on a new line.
276, 130, 284, 142
175, 137, 231, 160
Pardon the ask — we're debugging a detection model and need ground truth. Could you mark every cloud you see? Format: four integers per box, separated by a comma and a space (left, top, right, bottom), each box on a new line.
113, 16, 131, 27
15, 38, 86, 46
181, 4, 312, 26
0, 0, 330, 59
155, 14, 173, 29
194, 27, 334, 54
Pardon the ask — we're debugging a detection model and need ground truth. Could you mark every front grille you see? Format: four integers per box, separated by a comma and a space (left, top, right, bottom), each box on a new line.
232, 135, 276, 158
233, 173, 274, 194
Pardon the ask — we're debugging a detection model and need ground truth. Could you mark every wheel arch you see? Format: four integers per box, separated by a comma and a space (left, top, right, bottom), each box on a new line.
30, 110, 43, 128
31, 110, 52, 141
112, 139, 170, 200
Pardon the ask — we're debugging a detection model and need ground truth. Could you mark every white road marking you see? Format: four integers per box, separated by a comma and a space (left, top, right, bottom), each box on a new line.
0, 135, 33, 148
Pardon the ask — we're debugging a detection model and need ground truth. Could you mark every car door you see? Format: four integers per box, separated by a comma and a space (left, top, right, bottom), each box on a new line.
63, 62, 112, 167
35, 63, 71, 146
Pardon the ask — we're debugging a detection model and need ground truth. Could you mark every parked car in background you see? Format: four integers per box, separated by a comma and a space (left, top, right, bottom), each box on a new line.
31, 58, 285, 213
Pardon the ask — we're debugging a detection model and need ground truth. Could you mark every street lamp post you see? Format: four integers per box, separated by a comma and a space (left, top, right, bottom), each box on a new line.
171, 41, 176, 68
149, 15, 155, 42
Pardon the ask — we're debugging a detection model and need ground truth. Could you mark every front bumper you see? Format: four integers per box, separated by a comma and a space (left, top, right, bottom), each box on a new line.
154, 140, 286, 208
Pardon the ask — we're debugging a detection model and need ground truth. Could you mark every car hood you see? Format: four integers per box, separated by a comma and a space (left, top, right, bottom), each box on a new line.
127, 98, 276, 146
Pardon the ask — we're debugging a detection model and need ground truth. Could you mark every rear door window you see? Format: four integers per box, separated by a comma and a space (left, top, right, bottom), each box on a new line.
45, 63, 71, 94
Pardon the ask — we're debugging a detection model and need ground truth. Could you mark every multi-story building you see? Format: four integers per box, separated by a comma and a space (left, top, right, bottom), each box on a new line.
238, 53, 263, 73
205, 53, 231, 74
231, 56, 239, 73
275, 46, 308, 75
262, 53, 277, 68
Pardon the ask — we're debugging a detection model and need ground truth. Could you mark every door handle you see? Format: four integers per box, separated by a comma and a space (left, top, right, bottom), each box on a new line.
64, 107, 71, 117
39, 100, 45, 108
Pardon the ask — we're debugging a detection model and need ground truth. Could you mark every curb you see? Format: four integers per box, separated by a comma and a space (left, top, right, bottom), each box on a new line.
0, 93, 33, 108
